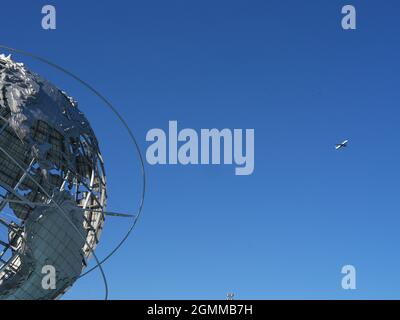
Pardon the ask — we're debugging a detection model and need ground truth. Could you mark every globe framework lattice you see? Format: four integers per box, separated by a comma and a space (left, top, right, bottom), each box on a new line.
0, 54, 107, 299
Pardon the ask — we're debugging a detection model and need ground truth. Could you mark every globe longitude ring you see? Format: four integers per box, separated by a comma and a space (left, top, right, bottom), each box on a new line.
0, 48, 146, 300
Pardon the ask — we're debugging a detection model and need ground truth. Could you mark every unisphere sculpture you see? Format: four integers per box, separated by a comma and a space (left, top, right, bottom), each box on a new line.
0, 54, 107, 299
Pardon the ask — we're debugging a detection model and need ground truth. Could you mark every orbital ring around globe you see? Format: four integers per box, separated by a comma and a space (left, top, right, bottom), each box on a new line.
0, 45, 146, 299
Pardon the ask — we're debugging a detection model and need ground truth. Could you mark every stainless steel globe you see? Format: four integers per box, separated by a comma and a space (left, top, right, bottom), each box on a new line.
0, 54, 107, 299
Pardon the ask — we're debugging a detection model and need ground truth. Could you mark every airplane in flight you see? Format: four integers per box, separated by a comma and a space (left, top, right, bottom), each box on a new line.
335, 139, 349, 150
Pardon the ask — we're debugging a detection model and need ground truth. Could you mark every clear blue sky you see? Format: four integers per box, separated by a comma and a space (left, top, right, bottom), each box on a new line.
2, 0, 400, 299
